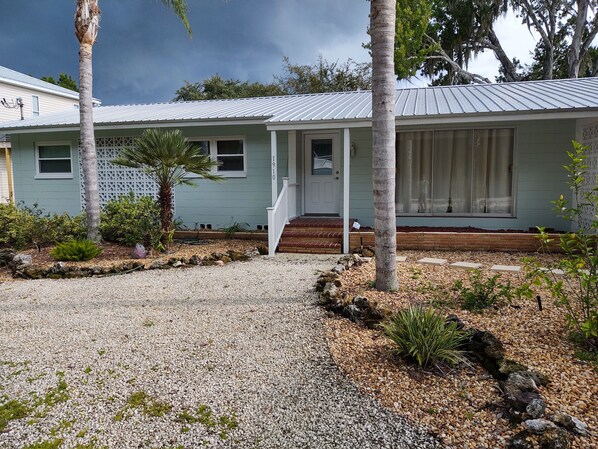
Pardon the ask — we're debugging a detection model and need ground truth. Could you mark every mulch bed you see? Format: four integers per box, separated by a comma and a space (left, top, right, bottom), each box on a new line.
325, 250, 597, 449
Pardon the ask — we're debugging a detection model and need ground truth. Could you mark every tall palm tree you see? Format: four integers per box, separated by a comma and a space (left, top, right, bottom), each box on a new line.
111, 129, 222, 240
112, 128, 223, 239
370, 0, 398, 291
75, 0, 191, 242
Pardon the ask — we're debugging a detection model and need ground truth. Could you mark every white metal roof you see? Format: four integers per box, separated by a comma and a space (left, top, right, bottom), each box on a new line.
2, 77, 598, 132
0, 65, 100, 104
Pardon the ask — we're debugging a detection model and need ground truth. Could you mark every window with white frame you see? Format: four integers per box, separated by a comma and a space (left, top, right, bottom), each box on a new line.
36, 142, 72, 178
32, 95, 40, 116
188, 137, 246, 177
396, 128, 514, 216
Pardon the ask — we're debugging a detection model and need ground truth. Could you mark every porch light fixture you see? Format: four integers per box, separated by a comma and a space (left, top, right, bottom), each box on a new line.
350, 142, 357, 158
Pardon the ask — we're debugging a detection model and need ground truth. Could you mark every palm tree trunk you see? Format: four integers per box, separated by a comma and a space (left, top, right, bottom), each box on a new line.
79, 41, 100, 242
76, 0, 101, 242
159, 184, 173, 241
371, 0, 397, 291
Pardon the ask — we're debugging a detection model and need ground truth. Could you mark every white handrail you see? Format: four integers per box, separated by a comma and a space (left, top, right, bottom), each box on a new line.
267, 177, 289, 257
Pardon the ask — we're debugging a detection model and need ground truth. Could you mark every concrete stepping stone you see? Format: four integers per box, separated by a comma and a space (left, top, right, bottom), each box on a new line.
417, 257, 448, 266
540, 267, 565, 276
450, 261, 483, 270
396, 256, 407, 262
491, 264, 521, 273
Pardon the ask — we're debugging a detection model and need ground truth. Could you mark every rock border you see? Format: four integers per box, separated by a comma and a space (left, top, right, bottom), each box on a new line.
1, 246, 268, 280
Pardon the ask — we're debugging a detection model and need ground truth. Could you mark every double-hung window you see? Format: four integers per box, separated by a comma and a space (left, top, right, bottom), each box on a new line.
35, 142, 73, 178
396, 128, 514, 216
32, 95, 40, 116
188, 137, 246, 177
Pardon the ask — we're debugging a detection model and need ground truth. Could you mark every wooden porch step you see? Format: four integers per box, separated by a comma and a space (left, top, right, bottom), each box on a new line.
276, 217, 352, 255
277, 241, 342, 254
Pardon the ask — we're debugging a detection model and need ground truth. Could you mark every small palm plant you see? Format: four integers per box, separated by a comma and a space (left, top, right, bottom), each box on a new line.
112, 129, 222, 243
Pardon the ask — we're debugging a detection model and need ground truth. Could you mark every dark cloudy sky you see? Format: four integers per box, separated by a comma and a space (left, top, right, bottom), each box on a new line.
0, 1, 373, 105
1, 2, 539, 106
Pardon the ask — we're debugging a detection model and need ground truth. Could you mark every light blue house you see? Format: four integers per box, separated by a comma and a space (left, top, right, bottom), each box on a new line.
1, 77, 597, 254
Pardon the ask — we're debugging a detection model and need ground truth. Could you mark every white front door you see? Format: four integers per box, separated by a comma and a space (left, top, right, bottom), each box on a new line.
304, 133, 340, 214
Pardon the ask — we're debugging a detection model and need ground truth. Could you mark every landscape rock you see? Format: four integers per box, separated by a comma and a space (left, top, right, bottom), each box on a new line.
550, 411, 589, 436
188, 255, 201, 265
0, 249, 15, 265
526, 398, 547, 419
132, 243, 147, 259
502, 373, 542, 415
256, 245, 268, 255
10, 253, 32, 270
499, 359, 529, 376
332, 264, 345, 274
19, 266, 46, 280
215, 260, 225, 266
171, 260, 184, 268
321, 283, 341, 305
508, 430, 534, 449
150, 260, 166, 270
467, 329, 506, 376
51, 262, 67, 274
219, 256, 232, 264
539, 428, 570, 449
341, 304, 361, 322
361, 247, 375, 257
228, 250, 250, 261
524, 419, 558, 435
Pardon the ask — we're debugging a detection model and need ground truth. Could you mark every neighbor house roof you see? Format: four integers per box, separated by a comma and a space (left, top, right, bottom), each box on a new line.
1, 77, 598, 133
0, 65, 100, 104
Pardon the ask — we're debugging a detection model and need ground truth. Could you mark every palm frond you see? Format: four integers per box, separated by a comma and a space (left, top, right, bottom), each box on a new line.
160, 0, 192, 36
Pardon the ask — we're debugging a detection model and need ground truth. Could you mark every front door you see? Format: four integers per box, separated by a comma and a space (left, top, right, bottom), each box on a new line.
304, 133, 340, 214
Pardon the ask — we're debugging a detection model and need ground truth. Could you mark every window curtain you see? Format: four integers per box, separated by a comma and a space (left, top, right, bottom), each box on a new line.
433, 130, 472, 213
396, 131, 433, 213
396, 128, 513, 215
472, 129, 513, 214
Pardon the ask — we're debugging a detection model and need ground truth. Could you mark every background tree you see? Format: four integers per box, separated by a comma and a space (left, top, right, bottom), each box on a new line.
75, 0, 191, 243
370, 0, 398, 291
174, 75, 285, 101
41, 73, 79, 92
112, 129, 222, 241
274, 56, 372, 94
173, 56, 372, 101
394, 0, 598, 85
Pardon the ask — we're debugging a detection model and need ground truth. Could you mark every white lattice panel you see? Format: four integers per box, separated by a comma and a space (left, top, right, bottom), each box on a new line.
79, 137, 170, 209
579, 124, 598, 231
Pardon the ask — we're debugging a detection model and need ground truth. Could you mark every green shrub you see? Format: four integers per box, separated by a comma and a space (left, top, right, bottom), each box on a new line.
50, 239, 102, 262
0, 203, 86, 249
100, 193, 162, 249
453, 270, 514, 312
518, 141, 597, 350
382, 305, 469, 369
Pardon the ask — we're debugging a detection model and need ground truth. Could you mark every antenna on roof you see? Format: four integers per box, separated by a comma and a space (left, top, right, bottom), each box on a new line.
1, 97, 24, 120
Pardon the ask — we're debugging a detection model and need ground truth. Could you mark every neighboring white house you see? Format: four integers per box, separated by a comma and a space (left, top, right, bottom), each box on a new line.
0, 65, 100, 203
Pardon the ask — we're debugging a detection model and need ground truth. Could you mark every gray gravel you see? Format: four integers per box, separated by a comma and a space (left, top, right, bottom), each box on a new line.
0, 254, 443, 449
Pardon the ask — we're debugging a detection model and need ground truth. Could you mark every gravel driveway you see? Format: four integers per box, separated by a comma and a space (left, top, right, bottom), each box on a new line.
0, 254, 442, 449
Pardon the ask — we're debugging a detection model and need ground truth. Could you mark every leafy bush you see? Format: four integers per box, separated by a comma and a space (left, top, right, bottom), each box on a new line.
0, 203, 86, 250
453, 270, 514, 312
382, 305, 469, 369
100, 193, 162, 249
50, 239, 102, 261
518, 141, 597, 350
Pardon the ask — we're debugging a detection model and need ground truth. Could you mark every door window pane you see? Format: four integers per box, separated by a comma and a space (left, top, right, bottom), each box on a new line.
312, 139, 333, 175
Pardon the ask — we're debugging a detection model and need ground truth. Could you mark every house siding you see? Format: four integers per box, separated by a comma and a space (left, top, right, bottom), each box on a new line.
346, 119, 575, 231
9, 119, 575, 232
0, 83, 78, 122
10, 125, 288, 230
